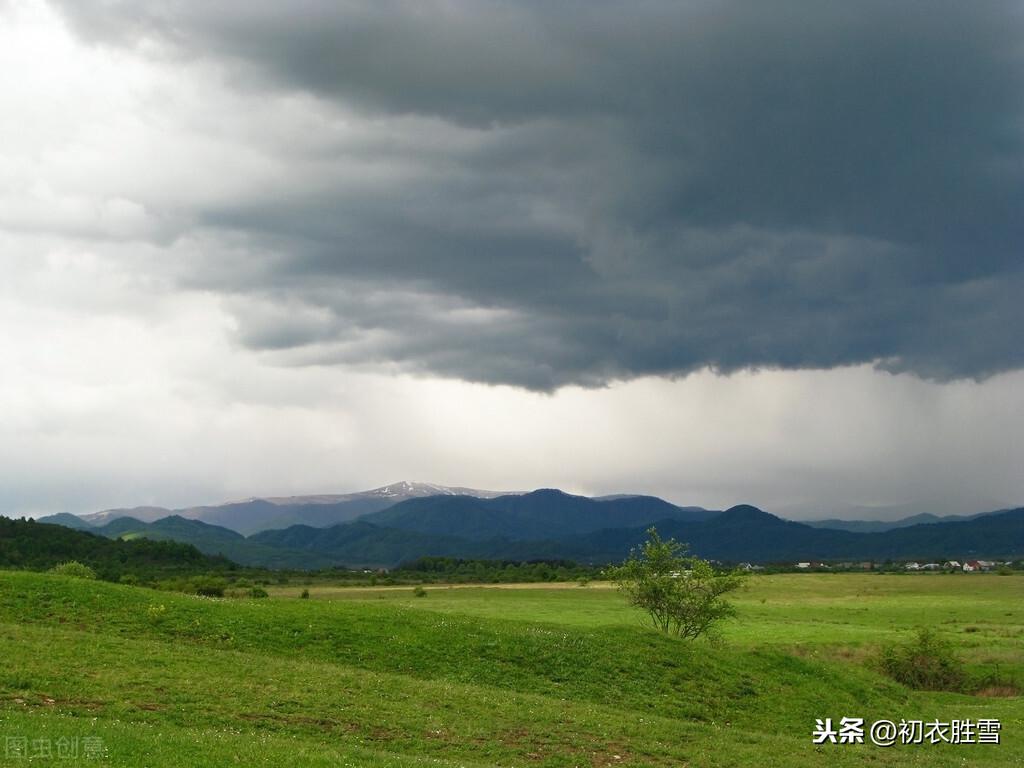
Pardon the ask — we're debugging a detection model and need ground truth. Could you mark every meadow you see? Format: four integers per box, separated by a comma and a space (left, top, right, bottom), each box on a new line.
0, 571, 1021, 766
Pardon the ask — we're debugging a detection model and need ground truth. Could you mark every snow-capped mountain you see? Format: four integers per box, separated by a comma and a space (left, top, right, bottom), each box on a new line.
246, 481, 512, 506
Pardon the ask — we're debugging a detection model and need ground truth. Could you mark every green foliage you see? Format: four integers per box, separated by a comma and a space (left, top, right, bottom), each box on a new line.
879, 628, 966, 691
300, 588, 310, 599
156, 575, 228, 597
249, 587, 269, 598
146, 603, 168, 625
50, 560, 96, 580
607, 528, 746, 639
394, 556, 601, 584
412, 585, 427, 597
192, 577, 226, 597
0, 516, 232, 581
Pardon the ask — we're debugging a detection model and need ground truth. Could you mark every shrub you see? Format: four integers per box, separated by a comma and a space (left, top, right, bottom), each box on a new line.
300, 588, 310, 599
879, 628, 966, 691
413, 585, 427, 598
607, 528, 746, 640
119, 573, 139, 586
51, 561, 97, 580
146, 604, 167, 625
191, 577, 226, 597
249, 587, 269, 598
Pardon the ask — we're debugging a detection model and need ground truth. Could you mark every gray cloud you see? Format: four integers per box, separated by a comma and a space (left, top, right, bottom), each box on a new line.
48, 0, 1024, 389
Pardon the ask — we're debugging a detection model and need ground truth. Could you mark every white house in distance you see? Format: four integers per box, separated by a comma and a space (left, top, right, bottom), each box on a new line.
964, 560, 997, 572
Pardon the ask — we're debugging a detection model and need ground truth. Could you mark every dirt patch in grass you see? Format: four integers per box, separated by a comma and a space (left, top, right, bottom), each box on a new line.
239, 711, 345, 730
975, 684, 1020, 697
491, 728, 638, 768
3, 695, 107, 711
590, 745, 635, 767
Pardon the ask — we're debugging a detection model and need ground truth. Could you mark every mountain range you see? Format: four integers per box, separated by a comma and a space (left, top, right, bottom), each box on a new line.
73, 482, 512, 535
801, 510, 1003, 533
91, 515, 336, 569
26, 484, 1024, 569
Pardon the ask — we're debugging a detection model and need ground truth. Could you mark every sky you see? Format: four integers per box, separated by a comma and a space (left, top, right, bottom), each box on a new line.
1, 0, 1022, 520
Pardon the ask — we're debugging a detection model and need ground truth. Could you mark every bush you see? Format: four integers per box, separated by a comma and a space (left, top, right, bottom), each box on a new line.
879, 628, 966, 691
146, 604, 167, 625
300, 588, 310, 599
119, 573, 139, 586
190, 577, 226, 597
607, 528, 745, 640
51, 561, 97, 580
413, 585, 427, 598
249, 587, 269, 598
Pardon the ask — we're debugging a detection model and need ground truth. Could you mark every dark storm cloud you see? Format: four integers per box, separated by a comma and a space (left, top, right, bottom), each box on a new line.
50, 0, 1024, 389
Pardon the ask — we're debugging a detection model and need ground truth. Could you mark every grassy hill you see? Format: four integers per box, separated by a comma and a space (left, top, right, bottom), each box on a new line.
0, 570, 1020, 766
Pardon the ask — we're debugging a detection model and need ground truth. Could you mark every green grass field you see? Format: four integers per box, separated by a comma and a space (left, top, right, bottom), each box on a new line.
1, 571, 1021, 766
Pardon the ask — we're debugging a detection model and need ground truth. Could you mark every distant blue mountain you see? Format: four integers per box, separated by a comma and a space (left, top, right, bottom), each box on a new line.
361, 489, 714, 541
35, 487, 1024, 569
803, 509, 1000, 533
255, 497, 1024, 568
78, 481, 511, 534
91, 515, 335, 569
35, 512, 94, 531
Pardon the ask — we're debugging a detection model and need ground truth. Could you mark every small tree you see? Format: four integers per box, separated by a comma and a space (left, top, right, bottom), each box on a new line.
607, 528, 745, 639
